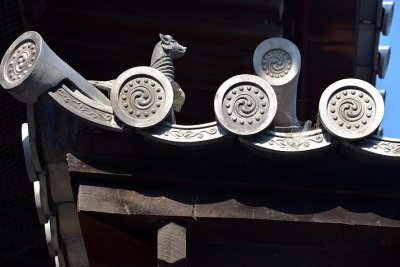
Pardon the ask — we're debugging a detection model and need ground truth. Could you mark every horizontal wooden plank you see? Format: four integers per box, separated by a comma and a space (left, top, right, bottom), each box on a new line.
77, 184, 400, 227
78, 185, 193, 217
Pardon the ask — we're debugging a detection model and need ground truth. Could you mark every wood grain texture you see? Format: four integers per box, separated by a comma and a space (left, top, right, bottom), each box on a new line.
78, 185, 193, 217
77, 184, 400, 228
158, 222, 187, 267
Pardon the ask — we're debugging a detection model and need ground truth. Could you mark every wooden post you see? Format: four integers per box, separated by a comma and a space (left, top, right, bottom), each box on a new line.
157, 221, 187, 267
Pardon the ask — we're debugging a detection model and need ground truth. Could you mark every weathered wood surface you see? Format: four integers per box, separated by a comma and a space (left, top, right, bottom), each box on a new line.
78, 185, 193, 217
78, 184, 400, 228
158, 222, 187, 267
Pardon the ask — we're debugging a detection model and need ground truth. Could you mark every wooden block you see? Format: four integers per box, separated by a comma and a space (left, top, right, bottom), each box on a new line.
158, 222, 187, 267
78, 184, 193, 217
77, 184, 400, 228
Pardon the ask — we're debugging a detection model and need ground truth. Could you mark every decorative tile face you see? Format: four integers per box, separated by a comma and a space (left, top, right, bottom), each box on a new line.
1, 32, 43, 94
111, 67, 174, 129
119, 78, 165, 119
239, 129, 333, 155
261, 48, 292, 78
253, 37, 300, 87
5, 41, 37, 83
327, 89, 375, 131
214, 74, 277, 136
319, 79, 384, 140
253, 37, 301, 129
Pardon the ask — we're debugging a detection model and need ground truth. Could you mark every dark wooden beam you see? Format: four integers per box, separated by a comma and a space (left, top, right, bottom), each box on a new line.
77, 184, 400, 228
78, 185, 193, 217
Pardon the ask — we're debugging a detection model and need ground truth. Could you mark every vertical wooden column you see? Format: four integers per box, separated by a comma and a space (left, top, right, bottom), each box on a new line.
157, 221, 187, 267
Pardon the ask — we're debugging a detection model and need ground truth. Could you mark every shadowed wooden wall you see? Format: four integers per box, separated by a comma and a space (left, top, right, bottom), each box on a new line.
35, 0, 357, 125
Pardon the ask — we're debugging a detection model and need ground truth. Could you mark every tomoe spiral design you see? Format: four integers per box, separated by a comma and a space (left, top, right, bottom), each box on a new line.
319, 79, 384, 140
233, 93, 258, 118
111, 67, 174, 129
119, 78, 165, 119
261, 49, 292, 78
327, 89, 375, 131
224, 85, 268, 128
131, 86, 155, 110
214, 75, 277, 136
338, 98, 364, 123
5, 41, 37, 83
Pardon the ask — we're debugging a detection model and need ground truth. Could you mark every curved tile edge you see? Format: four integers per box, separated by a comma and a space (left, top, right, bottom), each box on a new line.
240, 128, 334, 155
137, 121, 232, 146
48, 85, 123, 132
344, 135, 400, 161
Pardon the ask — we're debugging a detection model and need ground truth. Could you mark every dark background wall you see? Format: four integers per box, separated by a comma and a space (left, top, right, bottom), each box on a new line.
0, 0, 53, 266
0, 0, 363, 266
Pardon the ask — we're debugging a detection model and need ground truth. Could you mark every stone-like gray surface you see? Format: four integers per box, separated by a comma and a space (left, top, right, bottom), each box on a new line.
378, 45, 391, 79
57, 203, 90, 267
44, 219, 56, 257
0, 31, 109, 105
345, 134, 400, 160
138, 121, 230, 145
27, 104, 44, 172
33, 180, 48, 224
47, 162, 74, 203
382, 1, 395, 35
48, 84, 123, 132
319, 78, 384, 140
55, 251, 66, 267
151, 34, 186, 113
240, 129, 333, 156
50, 215, 61, 252
111, 66, 174, 128
90, 33, 186, 115
38, 170, 50, 216
214, 74, 277, 136
21, 123, 38, 182
253, 37, 301, 130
